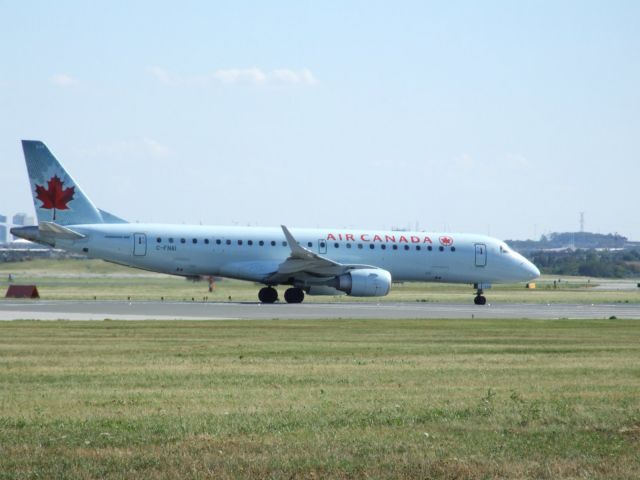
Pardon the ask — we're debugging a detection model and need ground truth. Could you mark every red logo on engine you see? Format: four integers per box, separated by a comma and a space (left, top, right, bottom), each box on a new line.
439, 236, 454, 246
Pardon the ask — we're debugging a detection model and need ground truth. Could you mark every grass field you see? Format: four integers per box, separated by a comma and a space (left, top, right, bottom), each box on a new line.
1, 259, 639, 303
1, 319, 639, 479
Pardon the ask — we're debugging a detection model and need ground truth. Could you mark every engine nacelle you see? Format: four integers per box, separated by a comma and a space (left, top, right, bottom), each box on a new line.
334, 268, 392, 297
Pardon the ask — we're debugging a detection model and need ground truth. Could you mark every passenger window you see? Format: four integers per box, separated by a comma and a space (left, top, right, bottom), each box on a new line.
180, 238, 186, 244
156, 237, 161, 243
334, 242, 339, 248
238, 240, 243, 246
346, 243, 352, 248
439, 246, 444, 252
169, 238, 174, 243
320, 241, 326, 248
392, 245, 398, 250
216, 239, 221, 245
427, 245, 432, 251
204, 239, 209, 244
248, 240, 253, 246
282, 241, 287, 247
226, 239, 231, 245
416, 245, 421, 251
271, 240, 276, 246
369, 244, 375, 249
451, 246, 456, 252
381, 244, 386, 250
307, 242, 312, 248
192, 239, 197, 244
404, 245, 409, 251
357, 244, 363, 249
259, 240, 264, 246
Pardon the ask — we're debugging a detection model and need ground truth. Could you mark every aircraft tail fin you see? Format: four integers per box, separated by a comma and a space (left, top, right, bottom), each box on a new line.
21, 140, 115, 226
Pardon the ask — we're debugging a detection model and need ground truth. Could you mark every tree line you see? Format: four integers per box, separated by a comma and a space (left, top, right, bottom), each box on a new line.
529, 249, 640, 278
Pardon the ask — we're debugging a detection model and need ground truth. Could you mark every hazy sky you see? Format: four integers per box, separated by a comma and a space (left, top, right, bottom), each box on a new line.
2, 1, 639, 240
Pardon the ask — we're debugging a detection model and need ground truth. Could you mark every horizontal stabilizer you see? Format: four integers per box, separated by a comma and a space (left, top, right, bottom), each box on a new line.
39, 222, 86, 240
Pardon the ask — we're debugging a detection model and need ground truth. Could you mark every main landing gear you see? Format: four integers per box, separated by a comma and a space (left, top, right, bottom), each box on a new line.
258, 286, 305, 304
258, 286, 278, 304
284, 287, 305, 304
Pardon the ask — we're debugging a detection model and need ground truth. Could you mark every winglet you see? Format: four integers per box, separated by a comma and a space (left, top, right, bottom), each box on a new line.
281, 225, 316, 260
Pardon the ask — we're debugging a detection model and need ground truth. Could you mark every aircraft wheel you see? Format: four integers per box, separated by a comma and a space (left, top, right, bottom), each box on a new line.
258, 287, 278, 304
284, 287, 305, 304
474, 295, 487, 305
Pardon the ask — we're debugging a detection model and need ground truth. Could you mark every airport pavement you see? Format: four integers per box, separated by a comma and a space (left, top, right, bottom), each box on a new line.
1, 300, 639, 320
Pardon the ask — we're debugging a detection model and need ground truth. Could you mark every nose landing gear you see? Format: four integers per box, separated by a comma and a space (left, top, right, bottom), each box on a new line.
473, 283, 489, 305
474, 293, 487, 305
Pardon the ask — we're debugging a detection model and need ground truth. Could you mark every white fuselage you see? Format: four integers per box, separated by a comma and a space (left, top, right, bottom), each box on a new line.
55, 224, 539, 286
15, 139, 541, 303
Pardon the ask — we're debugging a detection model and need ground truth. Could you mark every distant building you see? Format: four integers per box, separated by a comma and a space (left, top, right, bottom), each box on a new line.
10, 213, 36, 241
0, 214, 6, 244
12, 213, 35, 226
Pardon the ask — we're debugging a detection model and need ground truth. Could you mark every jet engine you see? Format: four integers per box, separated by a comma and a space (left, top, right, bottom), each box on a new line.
333, 268, 392, 297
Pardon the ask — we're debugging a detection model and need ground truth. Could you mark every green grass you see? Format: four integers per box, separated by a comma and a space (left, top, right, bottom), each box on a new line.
1, 258, 640, 303
1, 319, 639, 479
0, 258, 137, 275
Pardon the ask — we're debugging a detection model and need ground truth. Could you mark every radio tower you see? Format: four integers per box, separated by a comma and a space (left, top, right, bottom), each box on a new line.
579, 212, 585, 233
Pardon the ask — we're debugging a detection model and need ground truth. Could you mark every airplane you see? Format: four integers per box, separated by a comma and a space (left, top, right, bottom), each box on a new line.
11, 140, 540, 305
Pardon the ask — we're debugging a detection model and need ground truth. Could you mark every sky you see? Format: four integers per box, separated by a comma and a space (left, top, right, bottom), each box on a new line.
1, 1, 639, 240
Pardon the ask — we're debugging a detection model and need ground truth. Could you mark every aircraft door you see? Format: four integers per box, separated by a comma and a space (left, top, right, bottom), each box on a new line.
318, 239, 327, 254
134, 233, 147, 256
475, 243, 487, 267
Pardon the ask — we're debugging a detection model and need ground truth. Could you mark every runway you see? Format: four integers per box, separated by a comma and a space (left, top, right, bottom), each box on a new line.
1, 299, 640, 320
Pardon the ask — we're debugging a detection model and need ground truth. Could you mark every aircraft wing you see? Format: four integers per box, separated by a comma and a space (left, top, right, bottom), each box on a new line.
266, 226, 377, 282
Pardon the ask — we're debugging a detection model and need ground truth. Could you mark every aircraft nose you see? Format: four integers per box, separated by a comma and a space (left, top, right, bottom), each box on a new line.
521, 260, 540, 280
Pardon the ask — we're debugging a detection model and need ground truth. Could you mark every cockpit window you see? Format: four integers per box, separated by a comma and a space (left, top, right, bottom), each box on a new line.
500, 244, 511, 254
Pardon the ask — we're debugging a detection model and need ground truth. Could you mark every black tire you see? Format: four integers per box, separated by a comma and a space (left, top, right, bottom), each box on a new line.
284, 287, 305, 304
258, 287, 278, 303
474, 295, 487, 305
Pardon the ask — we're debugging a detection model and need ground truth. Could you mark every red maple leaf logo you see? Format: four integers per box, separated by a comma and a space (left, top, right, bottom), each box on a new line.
439, 236, 454, 246
35, 175, 75, 220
